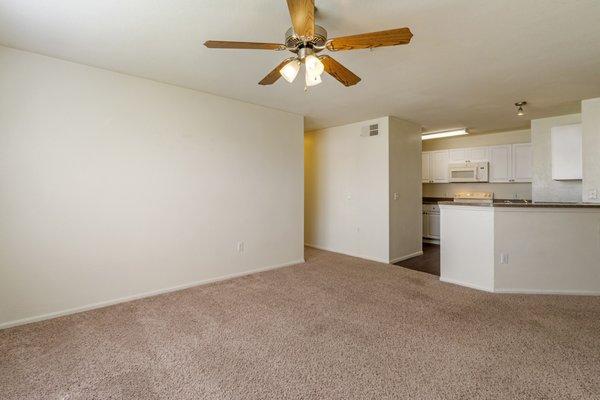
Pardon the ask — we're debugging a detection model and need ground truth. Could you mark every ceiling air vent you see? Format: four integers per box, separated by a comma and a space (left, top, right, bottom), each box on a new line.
361, 123, 379, 137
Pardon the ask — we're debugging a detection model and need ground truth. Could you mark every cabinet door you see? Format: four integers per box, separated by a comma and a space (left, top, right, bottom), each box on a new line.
448, 149, 467, 163
489, 145, 512, 182
512, 143, 532, 182
422, 152, 431, 183
422, 212, 429, 238
551, 124, 582, 180
431, 150, 449, 183
466, 147, 490, 162
428, 213, 441, 239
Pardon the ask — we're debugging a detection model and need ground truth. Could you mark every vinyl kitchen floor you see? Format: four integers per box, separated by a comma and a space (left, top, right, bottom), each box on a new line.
395, 242, 440, 276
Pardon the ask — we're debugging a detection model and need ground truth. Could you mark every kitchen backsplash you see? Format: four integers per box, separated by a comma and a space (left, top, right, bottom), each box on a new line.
423, 182, 532, 200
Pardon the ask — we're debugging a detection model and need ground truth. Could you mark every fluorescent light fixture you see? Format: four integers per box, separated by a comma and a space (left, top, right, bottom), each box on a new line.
279, 59, 301, 83
421, 129, 468, 140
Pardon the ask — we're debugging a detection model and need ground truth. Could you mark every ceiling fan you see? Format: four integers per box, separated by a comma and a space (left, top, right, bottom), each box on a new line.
204, 0, 413, 88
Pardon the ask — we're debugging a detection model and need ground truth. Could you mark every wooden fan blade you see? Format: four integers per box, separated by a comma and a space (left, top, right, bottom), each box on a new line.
320, 55, 361, 87
259, 58, 294, 85
326, 27, 413, 51
286, 0, 315, 38
204, 40, 285, 50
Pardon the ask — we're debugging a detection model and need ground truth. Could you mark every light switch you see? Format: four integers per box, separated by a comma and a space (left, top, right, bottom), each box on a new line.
500, 253, 509, 264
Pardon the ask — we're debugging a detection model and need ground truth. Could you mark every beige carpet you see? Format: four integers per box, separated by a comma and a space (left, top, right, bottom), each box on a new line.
2, 247, 600, 399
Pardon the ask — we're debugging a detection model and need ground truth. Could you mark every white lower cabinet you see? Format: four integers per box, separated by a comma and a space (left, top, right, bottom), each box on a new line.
427, 212, 441, 238
423, 204, 440, 239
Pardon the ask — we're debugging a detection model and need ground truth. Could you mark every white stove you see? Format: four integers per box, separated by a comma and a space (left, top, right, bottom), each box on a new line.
453, 192, 494, 204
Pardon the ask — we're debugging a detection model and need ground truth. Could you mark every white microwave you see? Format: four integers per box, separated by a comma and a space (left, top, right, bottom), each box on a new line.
448, 162, 489, 182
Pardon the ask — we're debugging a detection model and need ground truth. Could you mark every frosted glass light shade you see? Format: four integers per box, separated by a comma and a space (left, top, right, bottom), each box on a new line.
279, 59, 301, 83
305, 68, 322, 87
304, 54, 324, 75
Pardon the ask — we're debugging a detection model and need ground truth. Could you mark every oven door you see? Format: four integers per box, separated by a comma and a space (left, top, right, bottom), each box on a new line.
449, 167, 478, 182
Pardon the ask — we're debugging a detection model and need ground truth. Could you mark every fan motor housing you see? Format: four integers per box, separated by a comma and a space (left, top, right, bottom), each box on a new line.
285, 25, 328, 52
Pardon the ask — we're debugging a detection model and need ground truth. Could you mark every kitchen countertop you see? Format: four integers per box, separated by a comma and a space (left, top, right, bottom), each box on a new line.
438, 200, 600, 208
422, 197, 452, 204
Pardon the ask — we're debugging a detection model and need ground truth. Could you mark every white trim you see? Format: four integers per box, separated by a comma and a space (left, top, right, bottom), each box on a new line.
304, 244, 389, 264
422, 238, 440, 245
439, 277, 494, 292
494, 207, 600, 214
0, 258, 305, 330
439, 278, 600, 296
493, 288, 600, 296
390, 251, 423, 264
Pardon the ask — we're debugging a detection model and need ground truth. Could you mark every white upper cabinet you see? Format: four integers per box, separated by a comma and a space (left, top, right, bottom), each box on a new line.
512, 143, 533, 182
448, 147, 489, 163
448, 148, 467, 163
422, 152, 431, 183
551, 124, 582, 180
467, 147, 490, 162
431, 150, 449, 183
423, 142, 531, 184
422, 151, 449, 183
489, 145, 513, 182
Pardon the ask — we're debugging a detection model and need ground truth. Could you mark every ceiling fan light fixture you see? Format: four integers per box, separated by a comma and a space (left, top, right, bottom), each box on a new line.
304, 54, 324, 75
305, 67, 322, 87
279, 59, 301, 83
205, 1, 413, 89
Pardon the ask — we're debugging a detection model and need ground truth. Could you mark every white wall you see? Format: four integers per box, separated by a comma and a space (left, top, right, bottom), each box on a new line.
0, 46, 304, 328
422, 129, 532, 200
582, 98, 600, 203
389, 117, 422, 262
304, 118, 390, 262
439, 206, 495, 291
494, 208, 600, 294
531, 113, 582, 202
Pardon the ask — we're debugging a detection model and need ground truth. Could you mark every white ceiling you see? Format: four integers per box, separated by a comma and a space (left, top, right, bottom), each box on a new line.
1, 0, 600, 132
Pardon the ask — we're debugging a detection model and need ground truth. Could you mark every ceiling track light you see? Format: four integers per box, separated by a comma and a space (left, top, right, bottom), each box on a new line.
515, 101, 527, 116
421, 129, 469, 141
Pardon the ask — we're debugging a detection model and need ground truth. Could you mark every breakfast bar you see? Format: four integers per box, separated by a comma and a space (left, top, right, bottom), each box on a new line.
439, 201, 600, 294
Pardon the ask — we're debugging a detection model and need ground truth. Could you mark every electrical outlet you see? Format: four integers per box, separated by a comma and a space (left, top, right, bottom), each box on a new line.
393, 192, 399, 200
589, 189, 598, 201
236, 241, 244, 253
500, 253, 509, 264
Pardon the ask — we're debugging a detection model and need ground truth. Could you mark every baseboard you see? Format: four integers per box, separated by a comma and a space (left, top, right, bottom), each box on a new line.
493, 288, 600, 296
304, 243, 389, 264
439, 277, 494, 293
0, 258, 305, 330
390, 251, 423, 264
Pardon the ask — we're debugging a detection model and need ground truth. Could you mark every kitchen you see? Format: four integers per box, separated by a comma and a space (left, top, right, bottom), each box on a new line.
420, 128, 532, 245
412, 98, 600, 295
